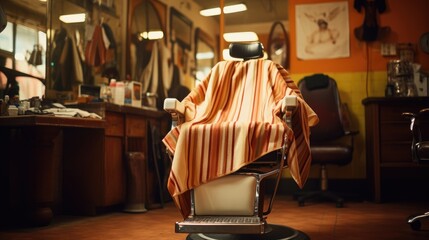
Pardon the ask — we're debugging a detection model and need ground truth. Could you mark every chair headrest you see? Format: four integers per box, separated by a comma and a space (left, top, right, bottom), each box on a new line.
301, 74, 330, 90
229, 42, 264, 60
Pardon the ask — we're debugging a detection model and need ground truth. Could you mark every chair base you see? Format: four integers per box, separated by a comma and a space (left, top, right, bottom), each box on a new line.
186, 224, 310, 240
408, 211, 429, 231
297, 190, 344, 208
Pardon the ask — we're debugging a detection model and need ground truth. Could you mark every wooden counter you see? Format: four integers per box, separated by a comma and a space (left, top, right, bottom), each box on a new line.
0, 104, 170, 227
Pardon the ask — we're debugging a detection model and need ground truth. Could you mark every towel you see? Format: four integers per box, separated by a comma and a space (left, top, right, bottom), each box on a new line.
162, 59, 318, 218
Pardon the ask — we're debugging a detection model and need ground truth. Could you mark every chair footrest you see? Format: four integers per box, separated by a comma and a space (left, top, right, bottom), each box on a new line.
176, 216, 266, 234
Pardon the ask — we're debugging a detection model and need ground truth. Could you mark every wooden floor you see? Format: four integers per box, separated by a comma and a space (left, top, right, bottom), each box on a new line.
1, 196, 429, 240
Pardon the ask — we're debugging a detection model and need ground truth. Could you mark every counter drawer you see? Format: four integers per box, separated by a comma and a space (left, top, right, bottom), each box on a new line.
380, 141, 412, 163
380, 104, 425, 122
126, 115, 147, 137
380, 122, 412, 142
105, 112, 124, 136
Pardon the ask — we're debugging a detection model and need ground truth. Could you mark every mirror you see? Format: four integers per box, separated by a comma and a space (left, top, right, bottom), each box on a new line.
1, 0, 126, 103
267, 21, 289, 69
47, 0, 86, 98
127, 0, 166, 81
0, 0, 47, 100
46, 0, 122, 102
194, 28, 215, 85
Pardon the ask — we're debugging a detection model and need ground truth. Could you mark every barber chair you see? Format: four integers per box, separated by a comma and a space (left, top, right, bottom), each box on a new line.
404, 108, 429, 231
295, 74, 357, 208
163, 42, 317, 239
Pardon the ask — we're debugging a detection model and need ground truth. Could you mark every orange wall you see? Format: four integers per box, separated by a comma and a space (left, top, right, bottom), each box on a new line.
281, 0, 429, 180
288, 0, 429, 73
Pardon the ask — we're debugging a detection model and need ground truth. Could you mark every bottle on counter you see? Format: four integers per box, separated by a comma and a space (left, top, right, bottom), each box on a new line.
1, 95, 9, 116
109, 79, 117, 103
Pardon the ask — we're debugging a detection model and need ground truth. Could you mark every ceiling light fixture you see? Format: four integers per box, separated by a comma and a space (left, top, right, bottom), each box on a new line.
200, 3, 247, 17
59, 13, 86, 23
139, 31, 164, 40
196, 51, 215, 60
223, 32, 259, 42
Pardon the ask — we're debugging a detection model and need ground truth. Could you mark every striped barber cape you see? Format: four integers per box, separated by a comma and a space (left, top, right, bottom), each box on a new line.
162, 59, 318, 218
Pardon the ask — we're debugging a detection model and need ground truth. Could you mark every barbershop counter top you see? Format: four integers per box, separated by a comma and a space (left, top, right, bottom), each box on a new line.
0, 115, 104, 128
66, 102, 168, 119
0, 102, 168, 128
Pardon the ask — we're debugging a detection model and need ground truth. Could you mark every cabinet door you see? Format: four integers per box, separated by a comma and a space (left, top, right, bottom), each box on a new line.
102, 111, 125, 206
126, 115, 147, 153
103, 136, 125, 206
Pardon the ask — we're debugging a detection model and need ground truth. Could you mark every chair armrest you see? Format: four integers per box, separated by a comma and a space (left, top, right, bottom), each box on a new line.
164, 98, 185, 125
281, 95, 297, 129
419, 108, 429, 116
403, 108, 429, 140
281, 95, 297, 112
403, 108, 429, 163
164, 98, 185, 114
340, 103, 359, 136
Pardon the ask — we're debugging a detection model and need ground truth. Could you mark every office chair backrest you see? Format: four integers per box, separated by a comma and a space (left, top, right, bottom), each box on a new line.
229, 42, 264, 60
298, 74, 344, 142
0, 4, 6, 33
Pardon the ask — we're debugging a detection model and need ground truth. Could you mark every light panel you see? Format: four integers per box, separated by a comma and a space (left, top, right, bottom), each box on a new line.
223, 32, 259, 42
139, 31, 164, 40
200, 3, 247, 17
59, 13, 86, 23
196, 51, 215, 60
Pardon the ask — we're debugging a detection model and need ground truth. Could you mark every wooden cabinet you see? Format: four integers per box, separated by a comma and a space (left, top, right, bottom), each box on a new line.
363, 97, 429, 202
0, 116, 105, 226
63, 103, 169, 215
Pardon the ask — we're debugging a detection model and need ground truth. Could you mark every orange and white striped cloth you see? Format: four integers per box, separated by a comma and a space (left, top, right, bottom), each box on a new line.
163, 59, 318, 218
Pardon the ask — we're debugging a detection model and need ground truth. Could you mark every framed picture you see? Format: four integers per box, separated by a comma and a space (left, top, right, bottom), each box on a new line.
170, 7, 192, 50
295, 1, 349, 60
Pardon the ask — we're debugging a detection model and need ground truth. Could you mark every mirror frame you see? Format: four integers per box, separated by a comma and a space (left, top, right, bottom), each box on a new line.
194, 27, 215, 85
267, 21, 289, 69
170, 7, 192, 50
194, 28, 215, 67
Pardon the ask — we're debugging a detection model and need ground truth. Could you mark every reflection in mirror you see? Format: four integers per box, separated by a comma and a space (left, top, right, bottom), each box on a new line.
268, 21, 289, 69
194, 28, 215, 86
0, 0, 47, 100
47, 0, 121, 102
48, 0, 86, 97
127, 0, 168, 109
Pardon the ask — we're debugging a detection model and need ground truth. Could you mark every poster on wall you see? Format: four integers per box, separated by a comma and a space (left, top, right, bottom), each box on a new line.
296, 1, 349, 60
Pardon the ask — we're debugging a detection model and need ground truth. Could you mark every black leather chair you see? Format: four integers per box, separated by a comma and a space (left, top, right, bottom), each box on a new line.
404, 108, 429, 231
296, 74, 357, 208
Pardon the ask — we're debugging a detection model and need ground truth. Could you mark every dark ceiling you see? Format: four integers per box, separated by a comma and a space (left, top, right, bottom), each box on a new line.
193, 0, 289, 25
